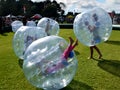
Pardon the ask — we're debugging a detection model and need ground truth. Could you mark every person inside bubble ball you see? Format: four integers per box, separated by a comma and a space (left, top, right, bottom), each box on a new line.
45, 37, 78, 74
45, 19, 50, 36
85, 13, 102, 59
23, 35, 37, 54
85, 13, 101, 44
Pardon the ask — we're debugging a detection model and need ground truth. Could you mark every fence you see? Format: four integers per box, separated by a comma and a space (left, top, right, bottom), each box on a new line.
60, 24, 120, 30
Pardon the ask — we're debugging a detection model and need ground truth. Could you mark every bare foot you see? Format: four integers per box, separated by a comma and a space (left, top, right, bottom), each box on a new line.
98, 55, 102, 59
87, 57, 95, 60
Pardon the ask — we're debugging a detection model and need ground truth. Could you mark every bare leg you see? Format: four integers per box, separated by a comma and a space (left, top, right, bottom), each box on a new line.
88, 46, 94, 59
71, 39, 78, 50
93, 46, 102, 59
66, 37, 78, 54
69, 37, 74, 45
63, 37, 74, 59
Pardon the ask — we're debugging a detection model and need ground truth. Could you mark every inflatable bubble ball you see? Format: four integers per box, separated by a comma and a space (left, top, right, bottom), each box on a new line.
37, 17, 60, 36
73, 7, 112, 46
13, 26, 47, 59
23, 36, 78, 90
11, 20, 23, 32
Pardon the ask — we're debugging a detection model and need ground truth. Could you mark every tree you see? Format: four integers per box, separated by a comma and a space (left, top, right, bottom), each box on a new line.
0, 0, 65, 18
42, 0, 64, 18
42, 4, 59, 17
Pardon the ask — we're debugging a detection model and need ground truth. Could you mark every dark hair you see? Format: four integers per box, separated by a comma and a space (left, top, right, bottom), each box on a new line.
93, 13, 98, 21
85, 21, 89, 26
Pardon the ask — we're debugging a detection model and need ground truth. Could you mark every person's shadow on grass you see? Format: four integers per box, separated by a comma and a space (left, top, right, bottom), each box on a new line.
61, 79, 94, 90
36, 79, 94, 90
105, 40, 120, 46
74, 50, 80, 56
95, 59, 120, 77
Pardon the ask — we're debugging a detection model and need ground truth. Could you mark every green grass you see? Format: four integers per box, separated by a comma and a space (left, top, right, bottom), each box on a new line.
0, 30, 120, 90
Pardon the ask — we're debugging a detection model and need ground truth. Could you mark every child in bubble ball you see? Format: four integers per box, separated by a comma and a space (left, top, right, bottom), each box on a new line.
85, 13, 102, 59
45, 37, 78, 74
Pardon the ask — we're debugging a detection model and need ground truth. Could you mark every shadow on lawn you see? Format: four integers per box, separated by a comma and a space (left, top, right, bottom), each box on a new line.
74, 50, 80, 56
97, 59, 120, 77
36, 80, 94, 90
61, 80, 94, 90
105, 40, 120, 46
0, 33, 8, 36
18, 59, 23, 68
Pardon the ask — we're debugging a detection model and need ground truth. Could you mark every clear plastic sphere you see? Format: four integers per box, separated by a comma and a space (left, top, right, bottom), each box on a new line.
73, 7, 112, 46
13, 26, 47, 59
23, 36, 78, 90
11, 20, 23, 32
26, 21, 36, 27
37, 17, 60, 36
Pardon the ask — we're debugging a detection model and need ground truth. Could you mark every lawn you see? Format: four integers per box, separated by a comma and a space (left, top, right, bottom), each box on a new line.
0, 29, 120, 90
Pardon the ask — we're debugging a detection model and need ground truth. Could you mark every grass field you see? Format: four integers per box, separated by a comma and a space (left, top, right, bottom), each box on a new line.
0, 29, 120, 90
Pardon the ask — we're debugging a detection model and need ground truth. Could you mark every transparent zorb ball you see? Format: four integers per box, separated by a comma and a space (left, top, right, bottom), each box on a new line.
23, 36, 78, 90
13, 26, 47, 59
11, 20, 23, 32
37, 17, 60, 36
73, 7, 112, 46
26, 21, 36, 27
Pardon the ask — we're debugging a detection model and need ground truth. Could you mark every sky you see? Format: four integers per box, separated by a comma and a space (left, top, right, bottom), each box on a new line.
31, 0, 120, 14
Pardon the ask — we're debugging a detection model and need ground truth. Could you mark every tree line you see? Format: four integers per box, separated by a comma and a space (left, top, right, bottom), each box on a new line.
0, 0, 65, 18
